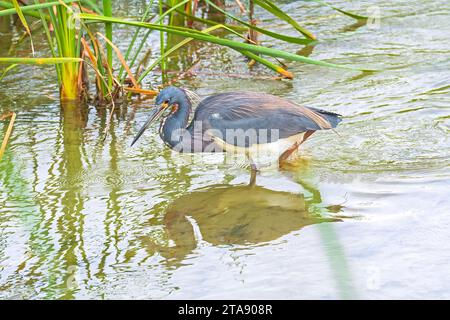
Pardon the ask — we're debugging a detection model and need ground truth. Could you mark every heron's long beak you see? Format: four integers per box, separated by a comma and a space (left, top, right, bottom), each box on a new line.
131, 102, 168, 146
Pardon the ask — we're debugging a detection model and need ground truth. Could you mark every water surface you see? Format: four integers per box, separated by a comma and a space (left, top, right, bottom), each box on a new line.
1, 0, 450, 299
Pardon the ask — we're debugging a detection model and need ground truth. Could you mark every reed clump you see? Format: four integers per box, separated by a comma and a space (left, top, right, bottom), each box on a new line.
0, 0, 369, 105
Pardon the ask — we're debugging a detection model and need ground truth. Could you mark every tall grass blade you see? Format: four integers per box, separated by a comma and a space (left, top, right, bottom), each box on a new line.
80, 37, 111, 98
0, 64, 19, 81
137, 24, 228, 84
123, 87, 158, 96
0, 0, 78, 18
137, 23, 293, 82
166, 6, 247, 32
80, 14, 375, 71
308, 0, 368, 20
81, 0, 102, 14
32, 0, 61, 83
11, 0, 35, 54
102, 0, 113, 69
0, 112, 17, 161
119, 0, 190, 82
118, 0, 155, 81
239, 50, 293, 79
121, 0, 190, 82
159, 0, 166, 84
200, 1, 315, 45
0, 57, 83, 64
235, 0, 246, 13
252, 0, 316, 39
96, 32, 138, 88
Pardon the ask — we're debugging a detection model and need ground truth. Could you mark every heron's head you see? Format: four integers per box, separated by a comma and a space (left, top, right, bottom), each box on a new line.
154, 86, 188, 106
131, 86, 190, 146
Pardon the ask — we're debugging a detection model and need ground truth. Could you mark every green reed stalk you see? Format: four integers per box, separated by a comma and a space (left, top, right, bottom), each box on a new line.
103, 0, 113, 88
46, 2, 82, 101
159, 0, 167, 84
119, 0, 191, 84
80, 14, 375, 72
118, 0, 155, 82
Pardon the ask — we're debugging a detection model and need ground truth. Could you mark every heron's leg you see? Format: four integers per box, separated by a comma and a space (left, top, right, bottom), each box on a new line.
246, 152, 258, 186
249, 162, 258, 186
278, 141, 301, 163
278, 130, 315, 166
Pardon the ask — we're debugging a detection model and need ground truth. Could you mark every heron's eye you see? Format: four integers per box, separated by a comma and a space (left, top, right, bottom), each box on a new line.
164, 100, 170, 105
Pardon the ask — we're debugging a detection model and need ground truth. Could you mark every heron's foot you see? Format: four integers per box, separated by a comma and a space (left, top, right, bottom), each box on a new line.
279, 156, 311, 172
279, 154, 304, 168
278, 159, 289, 170
278, 131, 315, 168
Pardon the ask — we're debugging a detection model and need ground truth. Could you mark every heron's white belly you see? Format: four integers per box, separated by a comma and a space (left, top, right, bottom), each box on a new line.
213, 132, 305, 167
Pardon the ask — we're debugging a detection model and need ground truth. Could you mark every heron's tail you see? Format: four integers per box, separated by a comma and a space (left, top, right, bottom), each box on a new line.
310, 108, 342, 129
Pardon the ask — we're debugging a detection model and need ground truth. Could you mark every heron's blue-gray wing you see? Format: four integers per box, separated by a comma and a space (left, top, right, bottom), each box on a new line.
190, 92, 341, 147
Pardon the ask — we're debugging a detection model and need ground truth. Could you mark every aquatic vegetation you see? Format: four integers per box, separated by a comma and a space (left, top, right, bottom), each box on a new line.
1, 0, 449, 300
0, 0, 369, 104
0, 111, 15, 161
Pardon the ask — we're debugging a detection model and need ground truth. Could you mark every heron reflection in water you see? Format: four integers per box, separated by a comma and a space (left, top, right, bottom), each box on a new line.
140, 182, 342, 266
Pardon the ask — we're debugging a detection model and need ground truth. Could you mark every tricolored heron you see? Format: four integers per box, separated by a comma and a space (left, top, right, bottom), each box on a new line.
131, 86, 342, 184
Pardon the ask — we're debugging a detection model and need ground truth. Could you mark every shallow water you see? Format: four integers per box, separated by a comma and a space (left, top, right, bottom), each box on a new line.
1, 0, 450, 299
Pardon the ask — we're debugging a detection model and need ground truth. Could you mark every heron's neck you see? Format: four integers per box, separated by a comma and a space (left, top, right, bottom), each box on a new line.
160, 98, 191, 149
